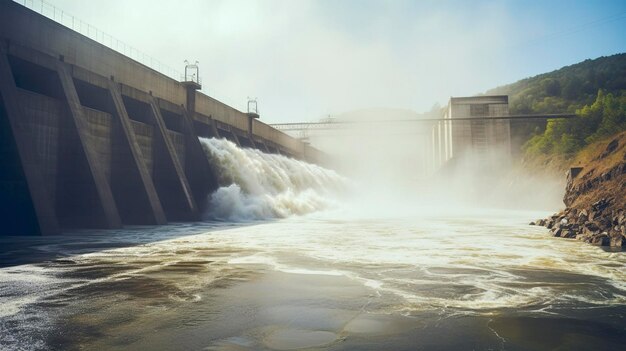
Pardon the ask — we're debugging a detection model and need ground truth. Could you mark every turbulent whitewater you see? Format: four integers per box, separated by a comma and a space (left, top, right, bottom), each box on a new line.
2, 138, 626, 350
199, 137, 347, 221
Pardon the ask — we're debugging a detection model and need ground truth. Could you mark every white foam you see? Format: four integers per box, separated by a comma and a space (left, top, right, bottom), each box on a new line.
199, 137, 347, 221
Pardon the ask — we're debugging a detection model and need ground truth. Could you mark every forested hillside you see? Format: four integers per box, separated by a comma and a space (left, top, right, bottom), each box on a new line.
485, 53, 626, 157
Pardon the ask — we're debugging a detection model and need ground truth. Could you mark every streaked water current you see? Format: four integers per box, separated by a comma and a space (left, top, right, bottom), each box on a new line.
1, 139, 625, 350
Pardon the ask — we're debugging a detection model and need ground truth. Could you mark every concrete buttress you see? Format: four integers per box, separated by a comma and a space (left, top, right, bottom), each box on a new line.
147, 95, 199, 220
56, 62, 122, 229
0, 48, 60, 235
108, 80, 167, 225
179, 105, 218, 210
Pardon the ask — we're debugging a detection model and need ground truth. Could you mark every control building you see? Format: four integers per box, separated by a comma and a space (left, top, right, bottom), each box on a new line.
432, 95, 511, 171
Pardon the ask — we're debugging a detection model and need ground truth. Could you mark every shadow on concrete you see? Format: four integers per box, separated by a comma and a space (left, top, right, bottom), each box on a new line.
0, 220, 267, 269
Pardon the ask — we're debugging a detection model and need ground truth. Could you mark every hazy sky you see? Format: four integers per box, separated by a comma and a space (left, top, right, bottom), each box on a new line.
45, 0, 626, 123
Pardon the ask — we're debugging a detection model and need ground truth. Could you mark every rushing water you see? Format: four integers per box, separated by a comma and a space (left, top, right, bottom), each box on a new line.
200, 137, 347, 221
1, 138, 625, 350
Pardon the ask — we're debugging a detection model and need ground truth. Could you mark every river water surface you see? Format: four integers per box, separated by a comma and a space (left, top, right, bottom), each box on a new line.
1, 139, 625, 350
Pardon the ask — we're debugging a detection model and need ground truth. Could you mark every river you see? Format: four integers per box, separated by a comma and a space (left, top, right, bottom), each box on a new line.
1, 139, 625, 350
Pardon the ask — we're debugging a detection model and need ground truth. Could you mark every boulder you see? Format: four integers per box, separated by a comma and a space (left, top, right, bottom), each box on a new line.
532, 204, 624, 247
591, 233, 610, 246
596, 218, 612, 231
562, 229, 576, 239
575, 233, 589, 241
609, 232, 624, 247
591, 198, 611, 212
577, 209, 589, 223
583, 222, 600, 234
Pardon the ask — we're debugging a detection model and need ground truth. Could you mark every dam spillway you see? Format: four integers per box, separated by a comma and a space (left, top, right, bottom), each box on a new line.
0, 0, 326, 236
200, 137, 346, 221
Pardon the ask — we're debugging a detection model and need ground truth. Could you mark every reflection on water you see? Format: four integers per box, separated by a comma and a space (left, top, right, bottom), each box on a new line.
1, 209, 626, 350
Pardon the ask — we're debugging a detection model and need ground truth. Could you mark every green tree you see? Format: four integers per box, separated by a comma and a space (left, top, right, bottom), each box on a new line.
523, 90, 626, 157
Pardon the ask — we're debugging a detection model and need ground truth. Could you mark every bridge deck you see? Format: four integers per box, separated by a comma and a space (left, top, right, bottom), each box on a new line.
270, 114, 577, 131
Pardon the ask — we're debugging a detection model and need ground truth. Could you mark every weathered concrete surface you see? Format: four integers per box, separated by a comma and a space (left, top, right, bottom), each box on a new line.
147, 95, 199, 220
108, 80, 166, 225
178, 106, 219, 210
0, 0, 327, 235
0, 0, 316, 159
56, 62, 122, 229
0, 47, 60, 235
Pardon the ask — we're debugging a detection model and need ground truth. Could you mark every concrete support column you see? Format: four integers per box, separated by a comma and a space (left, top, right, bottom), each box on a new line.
208, 116, 219, 138
0, 48, 60, 235
441, 121, 450, 162
248, 115, 254, 136
56, 62, 122, 229
437, 121, 443, 166
147, 95, 198, 220
227, 127, 242, 146
256, 139, 270, 153
247, 117, 259, 150
426, 129, 433, 175
180, 82, 217, 208
431, 124, 437, 172
184, 85, 197, 115
448, 121, 454, 159
108, 80, 166, 225
179, 105, 218, 210
233, 131, 242, 146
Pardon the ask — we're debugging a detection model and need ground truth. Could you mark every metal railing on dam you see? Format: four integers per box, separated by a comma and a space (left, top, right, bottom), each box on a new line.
12, 0, 183, 81
0, 0, 326, 236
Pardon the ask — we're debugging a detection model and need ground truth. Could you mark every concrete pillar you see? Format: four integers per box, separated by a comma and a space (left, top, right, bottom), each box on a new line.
108, 81, 166, 225
443, 119, 448, 162
0, 49, 60, 235
448, 120, 451, 160
147, 95, 198, 220
227, 127, 242, 146
208, 116, 219, 138
179, 105, 218, 209
437, 121, 443, 166
234, 131, 243, 146
431, 123, 438, 171
56, 62, 122, 229
426, 130, 433, 175
246, 117, 260, 150
248, 115, 254, 136
184, 84, 198, 115
255, 139, 270, 153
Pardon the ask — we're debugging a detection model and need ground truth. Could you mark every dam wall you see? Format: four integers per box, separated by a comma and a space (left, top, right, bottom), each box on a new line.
0, 0, 326, 235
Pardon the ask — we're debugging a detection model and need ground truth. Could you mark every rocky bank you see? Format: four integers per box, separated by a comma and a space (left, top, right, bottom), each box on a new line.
531, 131, 626, 249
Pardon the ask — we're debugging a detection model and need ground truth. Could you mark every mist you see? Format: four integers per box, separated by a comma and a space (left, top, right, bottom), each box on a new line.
297, 111, 566, 215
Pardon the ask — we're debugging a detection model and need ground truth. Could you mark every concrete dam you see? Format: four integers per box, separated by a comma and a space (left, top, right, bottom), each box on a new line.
0, 0, 326, 236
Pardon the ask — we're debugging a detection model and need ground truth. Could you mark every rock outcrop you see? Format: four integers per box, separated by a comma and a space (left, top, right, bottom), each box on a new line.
531, 202, 625, 248
530, 132, 626, 248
